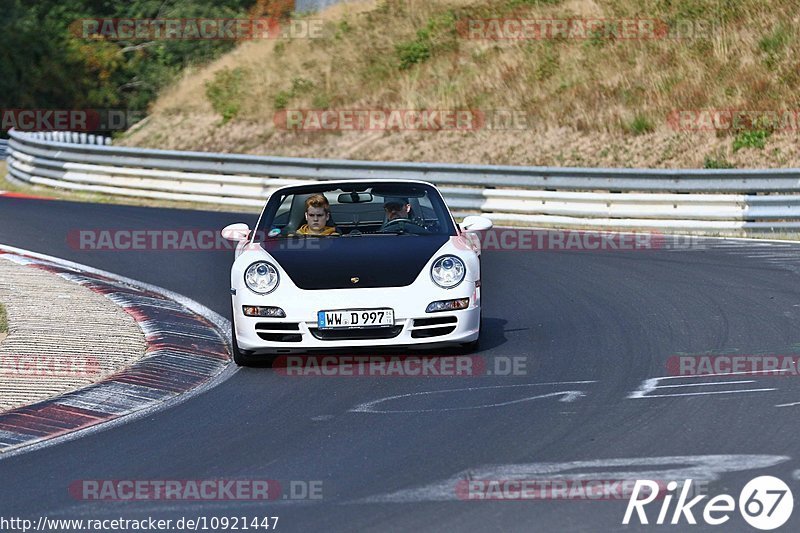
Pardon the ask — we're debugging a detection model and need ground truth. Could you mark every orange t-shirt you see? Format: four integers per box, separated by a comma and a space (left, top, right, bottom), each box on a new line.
296, 225, 338, 236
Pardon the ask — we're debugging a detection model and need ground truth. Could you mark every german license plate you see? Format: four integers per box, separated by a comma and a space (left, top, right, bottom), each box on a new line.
317, 309, 394, 329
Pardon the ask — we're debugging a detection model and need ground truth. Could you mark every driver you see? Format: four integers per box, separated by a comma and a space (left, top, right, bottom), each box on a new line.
296, 194, 339, 236
383, 196, 412, 222
381, 196, 429, 233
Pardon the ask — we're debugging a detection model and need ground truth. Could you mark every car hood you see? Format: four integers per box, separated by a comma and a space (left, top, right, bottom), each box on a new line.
261, 235, 450, 290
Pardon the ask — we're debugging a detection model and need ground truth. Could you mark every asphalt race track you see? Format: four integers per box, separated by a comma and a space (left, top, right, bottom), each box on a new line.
3, 196, 800, 531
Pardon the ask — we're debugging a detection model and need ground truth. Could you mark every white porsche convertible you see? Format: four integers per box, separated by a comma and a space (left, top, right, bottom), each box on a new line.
222, 180, 492, 366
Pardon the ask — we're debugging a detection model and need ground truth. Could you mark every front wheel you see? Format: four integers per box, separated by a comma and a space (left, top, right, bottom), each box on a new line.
459, 311, 482, 353
231, 313, 278, 367
231, 322, 258, 366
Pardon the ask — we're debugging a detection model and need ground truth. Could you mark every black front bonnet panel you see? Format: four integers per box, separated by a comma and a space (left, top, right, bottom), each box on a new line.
262, 235, 450, 290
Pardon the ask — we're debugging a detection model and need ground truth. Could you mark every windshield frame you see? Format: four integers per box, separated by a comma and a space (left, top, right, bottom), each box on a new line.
253, 181, 458, 242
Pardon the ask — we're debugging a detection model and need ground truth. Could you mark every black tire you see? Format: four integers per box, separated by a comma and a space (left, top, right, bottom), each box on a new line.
459, 338, 480, 353
459, 262, 484, 353
231, 322, 258, 366
459, 310, 482, 353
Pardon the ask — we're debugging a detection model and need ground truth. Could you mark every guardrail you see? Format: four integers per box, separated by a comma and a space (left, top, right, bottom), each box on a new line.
6, 129, 800, 233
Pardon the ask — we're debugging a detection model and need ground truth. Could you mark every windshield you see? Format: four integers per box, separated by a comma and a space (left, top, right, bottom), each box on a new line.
255, 182, 457, 239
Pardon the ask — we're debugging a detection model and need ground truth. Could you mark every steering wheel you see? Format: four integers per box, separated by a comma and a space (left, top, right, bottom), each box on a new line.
379, 217, 428, 234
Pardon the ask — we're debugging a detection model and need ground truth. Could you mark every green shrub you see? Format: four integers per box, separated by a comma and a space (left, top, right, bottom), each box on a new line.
704, 156, 735, 169
395, 11, 458, 70
535, 46, 559, 80
733, 130, 769, 151
204, 67, 248, 124
588, 26, 607, 48
507, 0, 563, 7
759, 25, 790, 55
396, 35, 432, 69
271, 78, 315, 110
291, 77, 315, 94
273, 90, 292, 110
312, 93, 332, 108
335, 20, 352, 40
759, 25, 791, 68
628, 114, 654, 135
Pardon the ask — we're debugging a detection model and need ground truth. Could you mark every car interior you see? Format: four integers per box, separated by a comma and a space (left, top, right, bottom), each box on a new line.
271, 187, 445, 236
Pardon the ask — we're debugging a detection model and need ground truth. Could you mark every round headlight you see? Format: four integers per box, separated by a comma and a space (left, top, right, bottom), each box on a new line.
244, 261, 279, 294
431, 255, 466, 288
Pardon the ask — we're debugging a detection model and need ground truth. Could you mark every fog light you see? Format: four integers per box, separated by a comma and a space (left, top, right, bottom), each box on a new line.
243, 306, 286, 318
425, 298, 470, 313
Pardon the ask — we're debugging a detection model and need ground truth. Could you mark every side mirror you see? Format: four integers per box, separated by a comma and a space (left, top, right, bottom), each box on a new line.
221, 223, 251, 241
460, 215, 493, 232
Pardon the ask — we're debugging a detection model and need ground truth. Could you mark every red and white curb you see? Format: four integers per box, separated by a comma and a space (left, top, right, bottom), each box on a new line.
0, 244, 233, 456
0, 190, 50, 200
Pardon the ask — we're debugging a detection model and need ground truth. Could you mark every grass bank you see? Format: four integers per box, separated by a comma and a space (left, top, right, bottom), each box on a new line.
120, 0, 800, 168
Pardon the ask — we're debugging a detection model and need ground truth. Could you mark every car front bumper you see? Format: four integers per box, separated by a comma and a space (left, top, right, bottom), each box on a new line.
233, 283, 480, 354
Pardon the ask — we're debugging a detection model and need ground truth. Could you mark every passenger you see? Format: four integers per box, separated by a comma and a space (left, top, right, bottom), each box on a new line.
296, 194, 339, 236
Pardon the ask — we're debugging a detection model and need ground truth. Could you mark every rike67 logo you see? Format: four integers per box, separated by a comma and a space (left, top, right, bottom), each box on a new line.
623, 476, 793, 530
